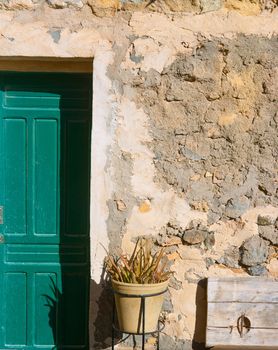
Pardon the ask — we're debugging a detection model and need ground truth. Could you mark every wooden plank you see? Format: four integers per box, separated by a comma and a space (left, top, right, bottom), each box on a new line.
206, 327, 278, 348
0, 59, 92, 73
208, 277, 278, 303
206, 278, 278, 348
207, 302, 278, 328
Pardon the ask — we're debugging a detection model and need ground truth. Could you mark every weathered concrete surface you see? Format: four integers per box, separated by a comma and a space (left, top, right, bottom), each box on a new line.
0, 3, 278, 350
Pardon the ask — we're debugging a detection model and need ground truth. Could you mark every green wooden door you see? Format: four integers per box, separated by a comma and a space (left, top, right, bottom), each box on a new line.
0, 72, 91, 350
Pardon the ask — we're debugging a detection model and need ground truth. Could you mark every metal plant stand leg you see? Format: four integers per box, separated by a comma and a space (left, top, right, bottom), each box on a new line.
112, 297, 115, 350
111, 289, 166, 350
142, 296, 145, 350
157, 322, 160, 350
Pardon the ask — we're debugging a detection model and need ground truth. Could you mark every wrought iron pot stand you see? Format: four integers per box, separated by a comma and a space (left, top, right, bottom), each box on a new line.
111, 288, 167, 350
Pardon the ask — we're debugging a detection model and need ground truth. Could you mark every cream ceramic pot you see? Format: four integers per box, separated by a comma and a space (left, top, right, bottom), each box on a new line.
112, 279, 169, 334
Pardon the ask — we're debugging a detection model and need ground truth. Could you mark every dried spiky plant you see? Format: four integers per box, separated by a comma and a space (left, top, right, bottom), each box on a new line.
105, 238, 171, 284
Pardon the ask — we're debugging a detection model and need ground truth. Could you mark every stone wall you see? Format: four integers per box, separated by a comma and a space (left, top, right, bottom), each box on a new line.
0, 0, 277, 349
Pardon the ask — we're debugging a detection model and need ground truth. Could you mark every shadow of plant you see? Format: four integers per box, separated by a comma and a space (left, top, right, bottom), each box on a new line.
43, 277, 62, 349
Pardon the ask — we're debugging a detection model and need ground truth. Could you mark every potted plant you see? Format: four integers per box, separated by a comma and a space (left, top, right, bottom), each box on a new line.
105, 237, 171, 334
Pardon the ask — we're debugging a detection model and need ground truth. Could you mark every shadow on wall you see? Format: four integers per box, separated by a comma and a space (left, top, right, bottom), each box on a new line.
90, 270, 119, 350
90, 276, 208, 350
193, 279, 208, 350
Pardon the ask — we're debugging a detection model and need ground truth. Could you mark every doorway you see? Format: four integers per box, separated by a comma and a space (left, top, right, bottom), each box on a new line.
0, 71, 92, 350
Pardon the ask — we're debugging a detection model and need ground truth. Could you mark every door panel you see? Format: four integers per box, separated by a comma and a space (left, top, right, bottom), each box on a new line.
0, 72, 91, 350
5, 272, 27, 345
34, 119, 58, 236
4, 118, 27, 236
63, 119, 90, 237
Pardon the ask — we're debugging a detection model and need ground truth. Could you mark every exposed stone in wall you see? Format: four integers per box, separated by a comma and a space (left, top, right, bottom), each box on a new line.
259, 217, 278, 245
217, 246, 240, 268
86, 0, 278, 16
160, 334, 192, 350
110, 0, 278, 16
0, 0, 85, 9
257, 214, 275, 226
112, 33, 278, 348
240, 235, 269, 266
95, 11, 277, 347
87, 0, 119, 16
47, 0, 84, 9
1, 0, 273, 15
136, 36, 278, 226
247, 264, 268, 276
0, 0, 34, 9
225, 0, 262, 15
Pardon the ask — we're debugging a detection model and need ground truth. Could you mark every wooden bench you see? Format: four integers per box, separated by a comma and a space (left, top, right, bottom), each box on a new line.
206, 277, 278, 349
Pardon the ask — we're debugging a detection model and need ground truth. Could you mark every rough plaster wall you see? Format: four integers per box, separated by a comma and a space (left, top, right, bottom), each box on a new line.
0, 1, 278, 349
108, 29, 278, 349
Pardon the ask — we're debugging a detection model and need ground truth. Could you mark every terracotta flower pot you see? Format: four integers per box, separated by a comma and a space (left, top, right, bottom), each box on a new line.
112, 279, 169, 334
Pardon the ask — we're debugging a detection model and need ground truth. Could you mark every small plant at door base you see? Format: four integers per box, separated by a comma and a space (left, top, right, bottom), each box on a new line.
105, 237, 171, 284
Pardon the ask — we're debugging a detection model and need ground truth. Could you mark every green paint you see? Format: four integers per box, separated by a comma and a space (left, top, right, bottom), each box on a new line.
0, 72, 92, 350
